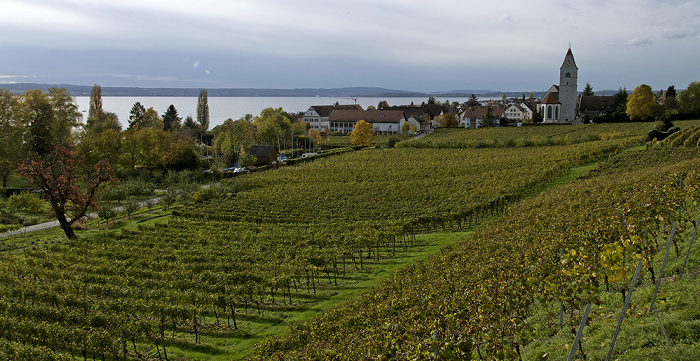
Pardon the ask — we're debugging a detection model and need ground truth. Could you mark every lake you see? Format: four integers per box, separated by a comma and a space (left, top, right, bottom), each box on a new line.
74, 96, 480, 128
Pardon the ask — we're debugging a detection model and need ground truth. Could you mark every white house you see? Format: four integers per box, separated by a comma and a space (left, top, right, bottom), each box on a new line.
504, 103, 533, 121
303, 104, 363, 131
328, 109, 409, 134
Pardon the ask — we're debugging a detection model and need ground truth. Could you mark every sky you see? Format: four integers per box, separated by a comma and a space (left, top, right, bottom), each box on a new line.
1, 0, 699, 93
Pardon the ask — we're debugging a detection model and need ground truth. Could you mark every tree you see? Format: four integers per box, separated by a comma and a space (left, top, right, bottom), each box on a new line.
626, 84, 656, 121
0, 89, 25, 187
212, 116, 256, 164
466, 94, 480, 108
350, 120, 374, 146
679, 81, 700, 117
18, 146, 114, 239
482, 107, 496, 127
78, 128, 123, 168
47, 87, 82, 146
440, 112, 460, 127
600, 87, 629, 122
308, 129, 322, 152
402, 121, 410, 134
21, 89, 54, 156
197, 89, 210, 132
129, 107, 162, 130
582, 83, 594, 96
88, 84, 102, 121
128, 102, 146, 128
377, 100, 389, 109
254, 107, 292, 145
162, 104, 182, 131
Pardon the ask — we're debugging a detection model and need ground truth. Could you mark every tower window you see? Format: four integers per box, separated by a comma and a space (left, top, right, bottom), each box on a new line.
565, 72, 571, 78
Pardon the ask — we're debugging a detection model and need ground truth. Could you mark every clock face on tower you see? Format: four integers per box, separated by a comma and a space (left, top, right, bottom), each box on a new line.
566, 60, 571, 67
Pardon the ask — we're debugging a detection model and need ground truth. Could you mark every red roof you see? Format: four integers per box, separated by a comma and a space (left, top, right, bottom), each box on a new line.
540, 92, 560, 104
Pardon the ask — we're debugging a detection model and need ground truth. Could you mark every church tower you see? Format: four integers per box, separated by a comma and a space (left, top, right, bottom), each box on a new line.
558, 48, 578, 122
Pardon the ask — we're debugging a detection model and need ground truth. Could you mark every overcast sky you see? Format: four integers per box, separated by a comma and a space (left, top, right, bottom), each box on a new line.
1, 0, 699, 92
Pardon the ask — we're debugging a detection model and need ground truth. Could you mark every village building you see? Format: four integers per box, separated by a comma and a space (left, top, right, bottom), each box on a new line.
327, 109, 419, 135
538, 92, 561, 123
578, 95, 614, 121
460, 106, 505, 128
302, 104, 364, 131
538, 49, 578, 123
504, 103, 533, 121
248, 145, 279, 167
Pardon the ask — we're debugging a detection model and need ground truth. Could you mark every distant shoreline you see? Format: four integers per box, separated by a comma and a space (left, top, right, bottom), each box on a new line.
1, 82, 621, 98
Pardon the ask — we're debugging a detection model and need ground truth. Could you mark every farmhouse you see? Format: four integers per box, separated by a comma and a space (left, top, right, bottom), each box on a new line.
328, 109, 417, 134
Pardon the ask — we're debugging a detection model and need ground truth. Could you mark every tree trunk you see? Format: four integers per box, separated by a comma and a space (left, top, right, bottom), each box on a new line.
56, 212, 78, 239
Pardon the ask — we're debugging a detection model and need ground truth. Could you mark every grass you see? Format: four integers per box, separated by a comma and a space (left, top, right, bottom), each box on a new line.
2, 174, 32, 188
163, 230, 472, 360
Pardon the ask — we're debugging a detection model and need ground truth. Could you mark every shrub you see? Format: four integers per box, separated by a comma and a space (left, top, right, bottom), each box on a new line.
8, 192, 46, 213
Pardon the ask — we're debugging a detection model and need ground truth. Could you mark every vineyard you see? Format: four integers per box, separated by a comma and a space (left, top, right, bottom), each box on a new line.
251, 146, 700, 360
0, 122, 695, 360
397, 122, 655, 149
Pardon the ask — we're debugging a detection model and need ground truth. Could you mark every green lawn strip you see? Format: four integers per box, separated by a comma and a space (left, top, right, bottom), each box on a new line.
162, 230, 471, 361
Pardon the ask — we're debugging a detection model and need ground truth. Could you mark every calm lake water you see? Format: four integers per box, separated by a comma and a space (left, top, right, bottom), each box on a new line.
74, 96, 478, 128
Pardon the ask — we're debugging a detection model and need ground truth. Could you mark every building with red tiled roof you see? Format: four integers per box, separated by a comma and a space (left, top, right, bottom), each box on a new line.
303, 104, 364, 131
328, 109, 419, 134
538, 92, 561, 122
460, 106, 505, 128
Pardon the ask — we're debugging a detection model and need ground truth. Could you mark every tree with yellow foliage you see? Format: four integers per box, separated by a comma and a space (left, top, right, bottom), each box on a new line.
626, 84, 657, 121
350, 120, 375, 146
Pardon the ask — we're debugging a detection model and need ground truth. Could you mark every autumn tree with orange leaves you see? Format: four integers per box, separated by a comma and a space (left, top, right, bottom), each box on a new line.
19, 146, 114, 239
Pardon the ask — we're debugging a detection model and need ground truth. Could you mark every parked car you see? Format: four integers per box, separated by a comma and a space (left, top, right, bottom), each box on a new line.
301, 153, 318, 158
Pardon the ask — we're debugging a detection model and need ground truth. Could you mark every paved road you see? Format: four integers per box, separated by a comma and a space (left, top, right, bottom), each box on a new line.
413, 129, 434, 140
0, 197, 162, 239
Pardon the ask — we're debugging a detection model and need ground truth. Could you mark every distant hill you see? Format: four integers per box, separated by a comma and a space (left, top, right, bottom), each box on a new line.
1, 83, 502, 98
0, 83, 619, 98
2, 84, 430, 97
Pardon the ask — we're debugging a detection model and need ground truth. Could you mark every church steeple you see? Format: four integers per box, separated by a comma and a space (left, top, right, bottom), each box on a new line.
558, 48, 578, 122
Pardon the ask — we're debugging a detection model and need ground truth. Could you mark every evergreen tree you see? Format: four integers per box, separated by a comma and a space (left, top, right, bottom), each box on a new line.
582, 83, 594, 96
128, 102, 146, 128
162, 104, 182, 131
466, 94, 480, 108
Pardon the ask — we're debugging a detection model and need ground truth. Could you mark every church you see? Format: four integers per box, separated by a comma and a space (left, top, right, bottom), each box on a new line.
538, 49, 578, 123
